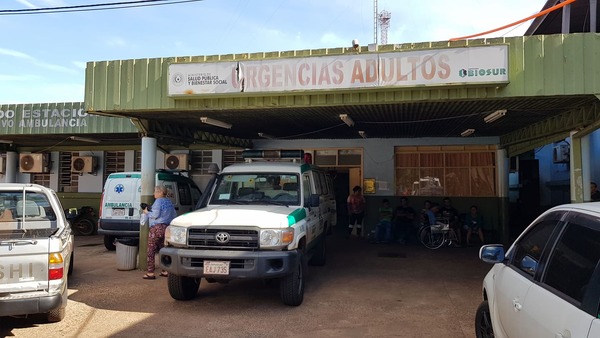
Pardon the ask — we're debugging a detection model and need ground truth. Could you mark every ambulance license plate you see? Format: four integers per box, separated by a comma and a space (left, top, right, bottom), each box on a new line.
112, 209, 125, 216
203, 261, 230, 275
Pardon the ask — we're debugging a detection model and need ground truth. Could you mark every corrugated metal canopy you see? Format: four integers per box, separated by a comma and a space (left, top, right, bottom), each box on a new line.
118, 94, 597, 141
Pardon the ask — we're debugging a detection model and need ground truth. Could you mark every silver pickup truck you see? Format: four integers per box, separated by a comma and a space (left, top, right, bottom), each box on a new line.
0, 183, 74, 322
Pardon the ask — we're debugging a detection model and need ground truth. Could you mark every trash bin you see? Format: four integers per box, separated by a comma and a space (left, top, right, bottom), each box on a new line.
116, 238, 139, 271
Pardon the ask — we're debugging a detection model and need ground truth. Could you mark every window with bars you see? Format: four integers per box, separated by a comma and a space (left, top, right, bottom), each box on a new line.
134, 150, 142, 172
309, 148, 362, 167
58, 152, 79, 192
31, 173, 51, 188
395, 145, 497, 197
223, 149, 244, 167
190, 150, 213, 175
103, 151, 126, 183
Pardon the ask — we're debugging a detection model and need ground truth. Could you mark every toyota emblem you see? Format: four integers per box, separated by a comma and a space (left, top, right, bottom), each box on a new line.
215, 232, 230, 244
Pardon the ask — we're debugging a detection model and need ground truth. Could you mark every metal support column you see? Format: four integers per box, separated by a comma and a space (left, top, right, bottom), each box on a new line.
139, 137, 157, 271
5, 151, 17, 183
582, 135, 591, 201
497, 149, 510, 245
570, 132, 584, 203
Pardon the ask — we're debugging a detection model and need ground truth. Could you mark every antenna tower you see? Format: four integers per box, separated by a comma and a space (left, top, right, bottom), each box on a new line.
373, 0, 378, 44
378, 10, 391, 45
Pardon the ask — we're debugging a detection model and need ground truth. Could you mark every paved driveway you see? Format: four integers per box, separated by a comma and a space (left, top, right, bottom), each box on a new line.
1, 231, 491, 337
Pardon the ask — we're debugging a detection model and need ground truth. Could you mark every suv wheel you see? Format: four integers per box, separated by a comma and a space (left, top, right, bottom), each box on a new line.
475, 300, 494, 338
104, 235, 116, 251
168, 274, 200, 300
280, 249, 306, 306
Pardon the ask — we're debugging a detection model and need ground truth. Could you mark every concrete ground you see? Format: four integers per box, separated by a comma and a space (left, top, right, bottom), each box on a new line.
0, 229, 492, 338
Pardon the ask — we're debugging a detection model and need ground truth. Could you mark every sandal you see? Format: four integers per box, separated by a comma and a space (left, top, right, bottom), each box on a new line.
142, 274, 156, 280
159, 271, 169, 277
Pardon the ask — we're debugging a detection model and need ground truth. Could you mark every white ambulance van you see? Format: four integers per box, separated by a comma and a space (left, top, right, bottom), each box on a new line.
159, 150, 336, 306
98, 170, 202, 250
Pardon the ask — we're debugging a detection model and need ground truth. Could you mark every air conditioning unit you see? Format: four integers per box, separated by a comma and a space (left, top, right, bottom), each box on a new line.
71, 156, 97, 173
553, 144, 570, 163
0, 157, 5, 174
165, 154, 189, 170
19, 153, 50, 173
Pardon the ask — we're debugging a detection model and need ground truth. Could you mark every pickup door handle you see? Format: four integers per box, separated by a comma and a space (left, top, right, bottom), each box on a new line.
512, 298, 522, 311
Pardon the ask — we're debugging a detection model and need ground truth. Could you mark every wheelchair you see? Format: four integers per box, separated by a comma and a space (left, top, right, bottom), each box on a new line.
418, 217, 457, 250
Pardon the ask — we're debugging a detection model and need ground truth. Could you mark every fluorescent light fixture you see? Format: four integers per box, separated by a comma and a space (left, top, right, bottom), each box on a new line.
484, 109, 507, 123
0, 139, 12, 144
70, 136, 100, 143
200, 117, 232, 129
258, 132, 274, 139
358, 131, 367, 139
461, 129, 475, 137
339, 114, 354, 127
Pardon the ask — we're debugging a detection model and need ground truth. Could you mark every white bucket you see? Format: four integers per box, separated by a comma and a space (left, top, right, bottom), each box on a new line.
116, 240, 138, 271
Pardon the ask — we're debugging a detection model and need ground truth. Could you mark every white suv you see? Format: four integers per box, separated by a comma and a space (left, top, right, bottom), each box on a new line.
476, 203, 600, 338
160, 151, 336, 306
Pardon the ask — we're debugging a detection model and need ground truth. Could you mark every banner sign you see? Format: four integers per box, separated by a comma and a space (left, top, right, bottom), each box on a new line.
168, 45, 508, 96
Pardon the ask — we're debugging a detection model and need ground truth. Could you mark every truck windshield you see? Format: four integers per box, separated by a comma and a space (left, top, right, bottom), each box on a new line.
210, 173, 300, 206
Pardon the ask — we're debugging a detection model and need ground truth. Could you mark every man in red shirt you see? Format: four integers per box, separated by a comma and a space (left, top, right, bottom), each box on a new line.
347, 185, 366, 237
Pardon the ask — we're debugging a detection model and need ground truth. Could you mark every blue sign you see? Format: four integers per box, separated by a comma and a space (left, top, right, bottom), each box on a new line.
115, 184, 124, 193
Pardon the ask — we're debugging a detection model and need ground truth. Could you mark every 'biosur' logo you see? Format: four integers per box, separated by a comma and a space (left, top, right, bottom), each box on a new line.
459, 67, 507, 78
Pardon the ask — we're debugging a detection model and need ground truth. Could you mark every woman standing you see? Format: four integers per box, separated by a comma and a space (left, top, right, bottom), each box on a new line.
142, 185, 177, 279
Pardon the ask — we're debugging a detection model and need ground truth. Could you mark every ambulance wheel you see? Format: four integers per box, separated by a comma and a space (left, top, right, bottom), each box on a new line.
104, 235, 116, 251
280, 249, 305, 306
168, 274, 200, 300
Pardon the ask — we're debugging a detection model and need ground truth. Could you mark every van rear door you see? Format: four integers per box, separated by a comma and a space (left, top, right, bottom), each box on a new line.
102, 173, 140, 220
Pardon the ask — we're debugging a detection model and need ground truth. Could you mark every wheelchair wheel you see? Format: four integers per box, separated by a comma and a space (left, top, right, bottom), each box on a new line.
419, 226, 446, 249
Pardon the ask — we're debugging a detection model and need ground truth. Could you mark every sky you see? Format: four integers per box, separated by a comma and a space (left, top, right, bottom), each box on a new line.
0, 0, 548, 104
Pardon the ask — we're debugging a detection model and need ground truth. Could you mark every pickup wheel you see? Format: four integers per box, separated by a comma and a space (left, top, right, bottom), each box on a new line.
168, 274, 200, 300
280, 249, 306, 306
104, 235, 116, 251
308, 237, 326, 266
475, 301, 494, 338
46, 307, 65, 323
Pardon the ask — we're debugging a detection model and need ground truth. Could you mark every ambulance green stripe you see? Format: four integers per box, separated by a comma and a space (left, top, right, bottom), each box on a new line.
287, 208, 306, 226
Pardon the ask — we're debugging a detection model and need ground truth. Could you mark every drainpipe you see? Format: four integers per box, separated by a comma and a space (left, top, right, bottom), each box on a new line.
591, 0, 597, 33
562, 0, 571, 33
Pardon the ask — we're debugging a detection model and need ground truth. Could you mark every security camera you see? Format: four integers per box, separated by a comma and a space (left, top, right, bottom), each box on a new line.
352, 39, 359, 49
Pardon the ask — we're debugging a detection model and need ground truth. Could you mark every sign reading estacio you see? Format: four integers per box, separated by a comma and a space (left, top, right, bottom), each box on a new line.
0, 103, 138, 135
0, 108, 88, 129
168, 45, 509, 96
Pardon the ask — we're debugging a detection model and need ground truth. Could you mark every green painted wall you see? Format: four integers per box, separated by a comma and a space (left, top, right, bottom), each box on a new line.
57, 192, 101, 212
85, 33, 600, 113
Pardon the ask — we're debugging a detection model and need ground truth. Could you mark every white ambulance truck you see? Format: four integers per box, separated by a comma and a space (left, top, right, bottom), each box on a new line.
159, 150, 336, 306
